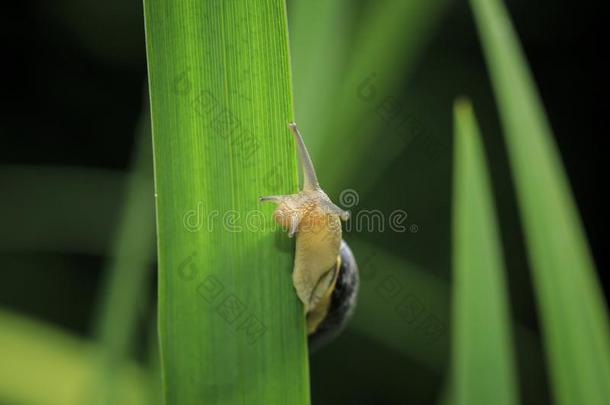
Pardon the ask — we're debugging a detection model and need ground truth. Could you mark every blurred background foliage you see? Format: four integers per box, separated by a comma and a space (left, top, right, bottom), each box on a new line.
0, 0, 607, 404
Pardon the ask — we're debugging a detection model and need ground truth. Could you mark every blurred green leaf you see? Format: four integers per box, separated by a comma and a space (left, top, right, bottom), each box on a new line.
347, 238, 450, 371
289, 0, 349, 142
0, 309, 148, 405
313, 0, 450, 192
470, 0, 610, 403
348, 238, 548, 404
91, 109, 156, 405
143, 0, 309, 403
452, 99, 518, 405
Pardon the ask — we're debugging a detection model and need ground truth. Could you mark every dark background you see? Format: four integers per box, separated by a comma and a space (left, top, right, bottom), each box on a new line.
1, 0, 607, 404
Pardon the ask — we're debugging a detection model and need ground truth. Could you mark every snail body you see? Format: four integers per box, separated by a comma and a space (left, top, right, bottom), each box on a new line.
260, 123, 359, 348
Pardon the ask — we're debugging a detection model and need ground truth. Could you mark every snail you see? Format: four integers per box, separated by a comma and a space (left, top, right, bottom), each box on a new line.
260, 123, 359, 350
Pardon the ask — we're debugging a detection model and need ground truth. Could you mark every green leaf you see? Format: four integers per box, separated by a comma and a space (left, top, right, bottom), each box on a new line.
313, 0, 449, 191
0, 309, 149, 405
347, 238, 450, 372
469, 0, 610, 403
90, 108, 156, 405
143, 1, 309, 404
452, 99, 518, 405
288, 0, 349, 142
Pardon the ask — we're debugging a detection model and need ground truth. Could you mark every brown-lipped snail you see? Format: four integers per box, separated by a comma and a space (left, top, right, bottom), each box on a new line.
259, 123, 359, 350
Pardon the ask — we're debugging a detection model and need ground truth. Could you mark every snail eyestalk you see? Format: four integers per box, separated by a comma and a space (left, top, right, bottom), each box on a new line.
288, 122, 319, 191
